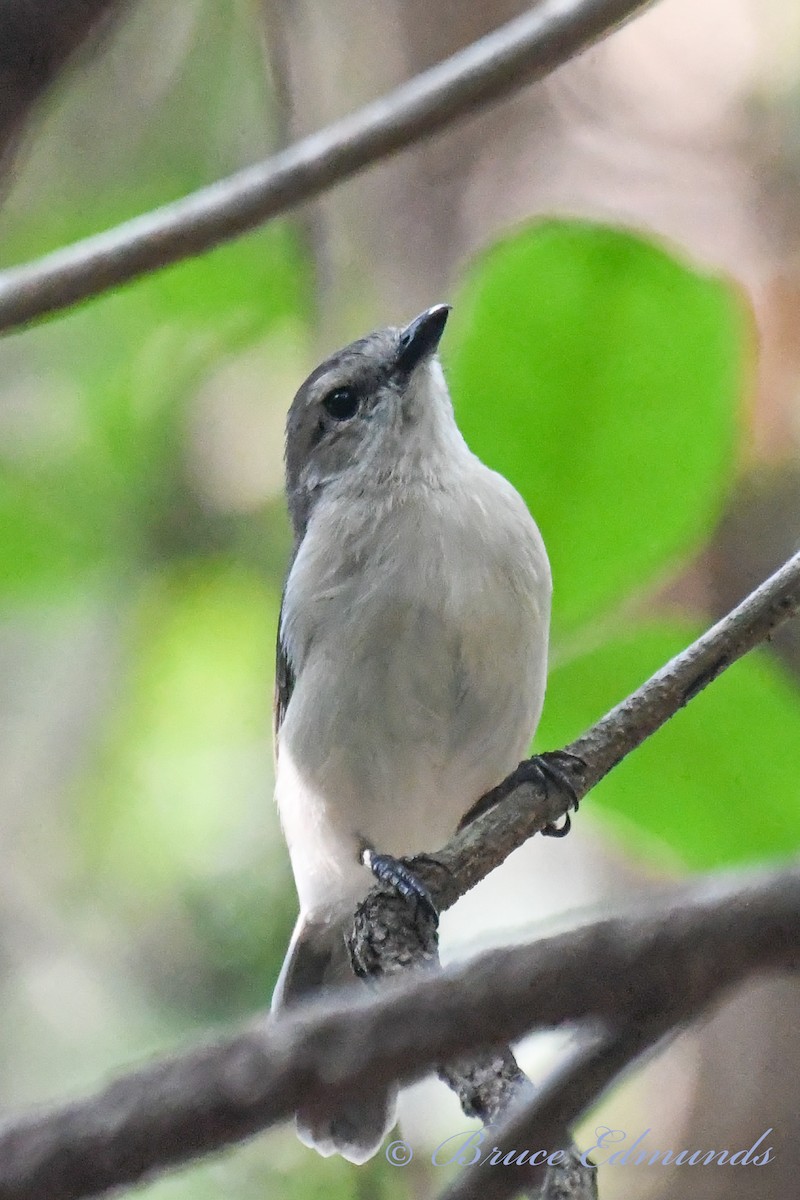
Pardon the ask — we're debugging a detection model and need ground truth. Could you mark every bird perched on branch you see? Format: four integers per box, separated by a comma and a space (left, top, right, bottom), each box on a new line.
272, 304, 553, 1162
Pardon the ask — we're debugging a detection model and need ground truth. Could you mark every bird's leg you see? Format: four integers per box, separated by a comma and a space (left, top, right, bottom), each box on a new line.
458, 750, 585, 838
360, 846, 439, 925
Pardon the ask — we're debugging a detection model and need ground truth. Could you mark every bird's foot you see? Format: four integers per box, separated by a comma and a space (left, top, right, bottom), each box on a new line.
361, 847, 439, 925
459, 750, 585, 838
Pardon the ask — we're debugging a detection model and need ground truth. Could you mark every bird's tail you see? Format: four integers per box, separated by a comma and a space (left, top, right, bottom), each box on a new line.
272, 910, 397, 1164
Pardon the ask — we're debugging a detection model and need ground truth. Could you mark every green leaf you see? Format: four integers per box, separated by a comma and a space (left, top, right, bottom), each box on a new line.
537, 623, 800, 869
446, 221, 747, 638
62, 220, 310, 513
0, 469, 119, 593
79, 560, 280, 890
0, 221, 310, 599
74, 559, 296, 1019
0, 0, 313, 600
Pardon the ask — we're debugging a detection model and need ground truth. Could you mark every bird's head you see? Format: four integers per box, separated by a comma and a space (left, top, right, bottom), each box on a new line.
284, 304, 454, 538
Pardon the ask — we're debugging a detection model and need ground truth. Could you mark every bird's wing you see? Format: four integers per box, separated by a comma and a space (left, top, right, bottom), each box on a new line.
273, 592, 295, 749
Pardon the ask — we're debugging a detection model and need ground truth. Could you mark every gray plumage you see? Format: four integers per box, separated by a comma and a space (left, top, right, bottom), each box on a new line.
272, 305, 551, 1163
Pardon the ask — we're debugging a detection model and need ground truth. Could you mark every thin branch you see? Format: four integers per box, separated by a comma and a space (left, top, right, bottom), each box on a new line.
438, 1051, 543, 1200
0, 5, 793, 1198
412, 546, 800, 912
0, 551, 793, 1200
346, 545, 800, 1176
0, 553, 796, 1200
540, 1150, 598, 1200
440, 1021, 671, 1200
439, 1027, 609, 1200
0, 862, 798, 1200
0, 0, 655, 332
438, 1051, 534, 1125
0, 1, 130, 171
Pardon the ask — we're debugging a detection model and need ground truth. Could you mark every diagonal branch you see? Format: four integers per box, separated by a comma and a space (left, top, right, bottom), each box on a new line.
0, 551, 796, 1199
346, 545, 800, 1190
0, 0, 655, 332
440, 1021, 672, 1200
350, 546, 800, 940
0, 861, 798, 1200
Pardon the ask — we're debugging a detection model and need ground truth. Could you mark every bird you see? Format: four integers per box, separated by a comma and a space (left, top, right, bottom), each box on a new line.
271, 303, 553, 1163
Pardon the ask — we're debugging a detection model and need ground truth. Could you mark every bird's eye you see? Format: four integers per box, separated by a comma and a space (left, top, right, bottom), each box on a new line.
322, 387, 359, 422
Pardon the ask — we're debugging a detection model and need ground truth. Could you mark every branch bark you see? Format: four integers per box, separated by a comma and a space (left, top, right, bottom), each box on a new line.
350, 547, 800, 934
0, 0, 655, 332
440, 1022, 670, 1200
0, 862, 798, 1200
345, 544, 800, 1193
0, 548, 795, 1199
0, 551, 795, 1198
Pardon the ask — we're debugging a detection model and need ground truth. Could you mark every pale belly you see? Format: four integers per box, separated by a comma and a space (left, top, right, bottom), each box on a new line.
277, 589, 548, 914
276, 465, 551, 915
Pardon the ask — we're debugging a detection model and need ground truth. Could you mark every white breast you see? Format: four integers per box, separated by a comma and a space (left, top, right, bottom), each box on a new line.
276, 453, 551, 917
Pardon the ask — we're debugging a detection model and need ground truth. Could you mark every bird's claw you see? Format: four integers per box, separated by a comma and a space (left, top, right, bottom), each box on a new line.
516, 750, 584, 837
361, 848, 439, 925
459, 749, 585, 837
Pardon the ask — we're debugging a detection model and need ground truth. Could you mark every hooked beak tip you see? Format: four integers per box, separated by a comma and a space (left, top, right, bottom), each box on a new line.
396, 303, 451, 374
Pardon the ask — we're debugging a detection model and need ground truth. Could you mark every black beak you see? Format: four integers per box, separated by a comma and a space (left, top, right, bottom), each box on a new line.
395, 304, 451, 374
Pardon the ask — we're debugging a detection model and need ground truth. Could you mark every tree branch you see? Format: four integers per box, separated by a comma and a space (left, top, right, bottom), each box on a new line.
440, 1021, 671, 1200
0, 862, 798, 1200
0, 1, 130, 172
0, 549, 793, 1199
0, 0, 655, 332
0, 5, 795, 1198
350, 547, 800, 942
345, 545, 800, 1187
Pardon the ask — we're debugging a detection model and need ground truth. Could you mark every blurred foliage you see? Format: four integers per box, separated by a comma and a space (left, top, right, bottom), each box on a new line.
538, 625, 800, 869
448, 221, 745, 637
0, 3, 797, 1198
445, 219, 797, 871
80, 562, 278, 887
0, 223, 309, 599
0, 0, 310, 599
0, 1, 310, 1190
